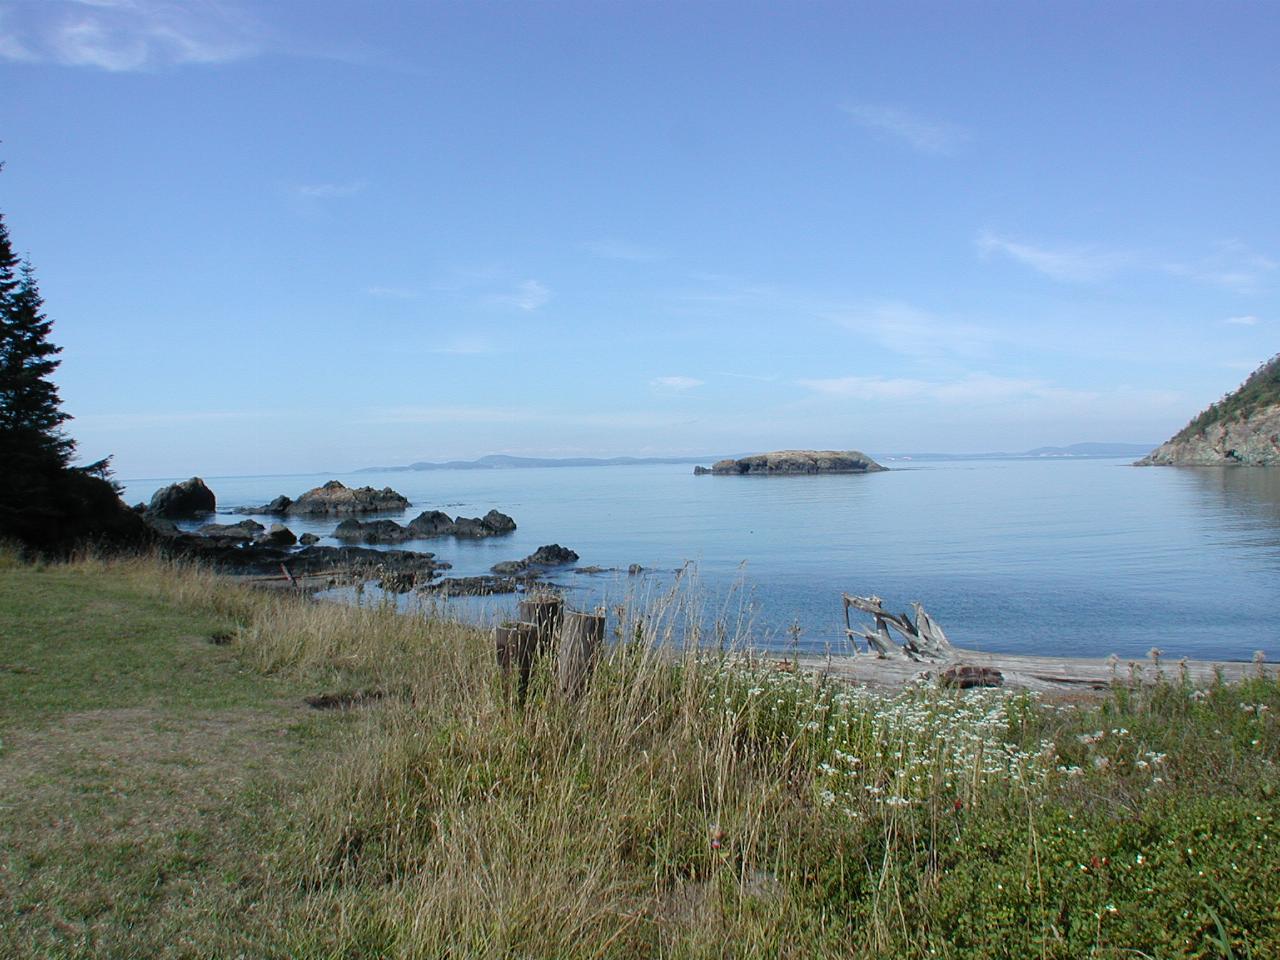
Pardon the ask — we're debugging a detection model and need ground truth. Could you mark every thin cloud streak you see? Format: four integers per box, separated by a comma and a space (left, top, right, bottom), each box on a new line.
429, 338, 495, 355
1224, 315, 1261, 326
976, 230, 1125, 283
294, 181, 366, 199
823, 300, 1000, 362
367, 285, 417, 300
362, 405, 678, 430
584, 239, 663, 263
1165, 241, 1277, 294
0, 0, 262, 71
487, 279, 551, 312
650, 375, 704, 391
842, 103, 969, 155
797, 372, 1090, 405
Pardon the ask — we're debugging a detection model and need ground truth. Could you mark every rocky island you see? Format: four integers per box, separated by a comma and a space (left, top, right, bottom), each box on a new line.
694, 449, 887, 475
1137, 354, 1280, 466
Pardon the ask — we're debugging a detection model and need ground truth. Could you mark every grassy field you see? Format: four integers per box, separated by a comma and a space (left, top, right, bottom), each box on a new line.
1, 550, 1277, 958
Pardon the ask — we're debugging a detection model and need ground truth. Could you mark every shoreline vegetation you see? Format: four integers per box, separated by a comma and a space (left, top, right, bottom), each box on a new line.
2, 548, 1278, 958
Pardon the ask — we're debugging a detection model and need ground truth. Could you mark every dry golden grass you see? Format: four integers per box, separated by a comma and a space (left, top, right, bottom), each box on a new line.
4, 547, 1278, 958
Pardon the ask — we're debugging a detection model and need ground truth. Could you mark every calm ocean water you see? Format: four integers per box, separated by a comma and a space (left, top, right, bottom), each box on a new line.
122, 459, 1280, 662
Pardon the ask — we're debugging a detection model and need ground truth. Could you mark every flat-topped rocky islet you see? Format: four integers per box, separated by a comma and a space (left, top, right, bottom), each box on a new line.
695, 449, 887, 475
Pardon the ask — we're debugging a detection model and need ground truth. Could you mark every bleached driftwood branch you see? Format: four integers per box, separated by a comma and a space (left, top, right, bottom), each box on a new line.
842, 594, 954, 661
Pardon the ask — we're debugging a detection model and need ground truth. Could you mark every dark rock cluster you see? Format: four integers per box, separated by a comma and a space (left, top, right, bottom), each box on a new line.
332, 509, 517, 544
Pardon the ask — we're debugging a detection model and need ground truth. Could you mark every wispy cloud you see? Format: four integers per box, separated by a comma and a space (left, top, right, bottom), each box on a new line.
976, 230, 1125, 283
366, 285, 417, 300
824, 300, 999, 362
650, 375, 704, 392
584, 239, 663, 263
294, 181, 366, 200
797, 372, 1089, 405
429, 338, 495, 355
715, 371, 779, 383
75, 408, 290, 429
361, 405, 676, 430
842, 103, 969, 155
487, 279, 551, 312
1224, 315, 1261, 326
1166, 241, 1277, 294
0, 0, 262, 71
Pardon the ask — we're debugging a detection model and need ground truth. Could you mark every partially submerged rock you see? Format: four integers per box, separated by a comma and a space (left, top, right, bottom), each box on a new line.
257, 523, 297, 547
336, 508, 519, 543
149, 477, 216, 517
527, 543, 579, 565
407, 510, 455, 537
406, 508, 517, 539
420, 574, 540, 597
237, 495, 292, 515
491, 543, 579, 575
298, 532, 320, 546
286, 480, 410, 517
699, 450, 886, 475
333, 518, 411, 544
197, 519, 265, 542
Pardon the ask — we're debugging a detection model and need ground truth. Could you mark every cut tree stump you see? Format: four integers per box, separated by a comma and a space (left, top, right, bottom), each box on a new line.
557, 609, 605, 700
518, 595, 564, 656
495, 620, 539, 696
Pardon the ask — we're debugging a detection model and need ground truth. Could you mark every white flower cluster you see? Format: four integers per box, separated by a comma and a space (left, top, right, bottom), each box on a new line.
712, 659, 1056, 816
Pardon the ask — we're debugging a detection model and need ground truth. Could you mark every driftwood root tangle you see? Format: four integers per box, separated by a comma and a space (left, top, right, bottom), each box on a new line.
843, 594, 954, 662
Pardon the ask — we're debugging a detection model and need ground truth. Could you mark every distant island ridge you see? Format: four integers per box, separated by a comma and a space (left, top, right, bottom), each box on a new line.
359, 442, 1157, 474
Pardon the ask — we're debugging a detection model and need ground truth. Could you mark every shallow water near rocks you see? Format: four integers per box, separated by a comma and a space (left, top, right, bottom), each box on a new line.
122, 458, 1280, 661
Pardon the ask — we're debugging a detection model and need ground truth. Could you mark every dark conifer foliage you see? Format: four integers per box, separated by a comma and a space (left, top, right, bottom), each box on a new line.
0, 258, 75, 465
0, 190, 146, 552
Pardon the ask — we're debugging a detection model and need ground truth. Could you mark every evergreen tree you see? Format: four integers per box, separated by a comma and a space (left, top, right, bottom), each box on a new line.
0, 198, 143, 551
0, 257, 75, 468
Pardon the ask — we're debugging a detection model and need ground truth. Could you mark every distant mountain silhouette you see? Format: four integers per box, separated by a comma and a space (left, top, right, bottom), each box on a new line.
361, 443, 1155, 473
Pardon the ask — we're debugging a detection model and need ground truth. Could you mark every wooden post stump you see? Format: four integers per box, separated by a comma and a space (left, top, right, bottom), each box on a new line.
518, 594, 563, 656
557, 609, 605, 700
495, 620, 539, 696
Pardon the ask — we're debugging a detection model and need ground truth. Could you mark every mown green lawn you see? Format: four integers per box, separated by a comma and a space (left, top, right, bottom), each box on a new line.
0, 559, 336, 959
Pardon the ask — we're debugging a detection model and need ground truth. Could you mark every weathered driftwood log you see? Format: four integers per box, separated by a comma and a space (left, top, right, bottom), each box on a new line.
843, 594, 954, 662
518, 594, 564, 656
557, 609, 605, 700
495, 620, 539, 695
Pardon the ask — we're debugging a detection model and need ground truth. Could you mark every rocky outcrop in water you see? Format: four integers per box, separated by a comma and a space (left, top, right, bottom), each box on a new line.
197, 519, 264, 542
333, 518, 412, 544
1137, 403, 1280, 466
286, 480, 410, 517
698, 450, 886, 475
335, 509, 518, 544
257, 523, 297, 547
238, 495, 292, 515
1138, 355, 1280, 466
407, 508, 517, 539
149, 477, 216, 517
420, 574, 541, 597
491, 543, 579, 575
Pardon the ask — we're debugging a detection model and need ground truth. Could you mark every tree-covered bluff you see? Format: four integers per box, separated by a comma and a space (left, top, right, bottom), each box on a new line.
1139, 354, 1280, 466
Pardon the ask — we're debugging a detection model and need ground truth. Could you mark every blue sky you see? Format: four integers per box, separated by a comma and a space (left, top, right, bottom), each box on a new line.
1, 1, 1277, 478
